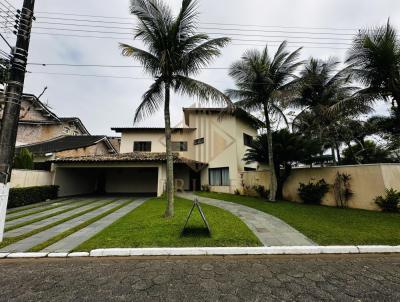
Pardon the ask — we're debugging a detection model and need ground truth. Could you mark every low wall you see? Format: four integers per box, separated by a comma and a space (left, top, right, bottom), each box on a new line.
10, 169, 53, 188
240, 164, 400, 211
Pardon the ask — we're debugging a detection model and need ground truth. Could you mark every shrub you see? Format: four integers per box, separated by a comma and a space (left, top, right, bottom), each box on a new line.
234, 189, 241, 195
374, 189, 400, 213
201, 185, 210, 192
8, 185, 59, 209
13, 148, 34, 170
253, 185, 270, 199
333, 172, 353, 208
298, 179, 329, 205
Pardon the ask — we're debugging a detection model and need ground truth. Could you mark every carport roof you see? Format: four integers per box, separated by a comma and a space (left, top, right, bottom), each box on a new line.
51, 152, 207, 171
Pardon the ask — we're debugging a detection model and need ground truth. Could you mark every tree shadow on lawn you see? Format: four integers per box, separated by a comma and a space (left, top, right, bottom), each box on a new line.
181, 227, 211, 238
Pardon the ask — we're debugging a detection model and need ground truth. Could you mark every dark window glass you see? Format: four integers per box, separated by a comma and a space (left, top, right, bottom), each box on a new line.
243, 133, 253, 147
172, 141, 188, 152
194, 138, 205, 145
209, 167, 230, 186
134, 141, 152, 152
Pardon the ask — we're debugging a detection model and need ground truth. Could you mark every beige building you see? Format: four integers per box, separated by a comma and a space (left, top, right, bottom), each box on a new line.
51, 107, 261, 197
0, 93, 90, 145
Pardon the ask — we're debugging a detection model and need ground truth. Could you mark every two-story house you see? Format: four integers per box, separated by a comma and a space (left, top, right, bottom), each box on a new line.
51, 107, 261, 197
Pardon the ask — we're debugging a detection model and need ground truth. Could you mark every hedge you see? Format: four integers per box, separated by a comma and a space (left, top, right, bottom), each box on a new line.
8, 185, 59, 209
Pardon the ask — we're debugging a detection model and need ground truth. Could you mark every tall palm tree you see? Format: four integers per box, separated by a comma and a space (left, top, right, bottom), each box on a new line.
292, 58, 374, 163
347, 21, 400, 117
227, 42, 302, 201
121, 0, 230, 217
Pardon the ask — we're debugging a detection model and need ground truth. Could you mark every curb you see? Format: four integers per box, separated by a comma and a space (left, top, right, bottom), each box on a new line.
1, 246, 400, 258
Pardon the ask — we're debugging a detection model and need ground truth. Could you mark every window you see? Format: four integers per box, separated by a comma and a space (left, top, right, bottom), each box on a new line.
243, 133, 253, 147
172, 141, 188, 152
194, 137, 205, 145
134, 141, 152, 152
209, 167, 230, 186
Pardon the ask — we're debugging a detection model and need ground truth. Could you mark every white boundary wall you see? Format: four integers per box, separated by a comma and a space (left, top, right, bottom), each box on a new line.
10, 169, 53, 188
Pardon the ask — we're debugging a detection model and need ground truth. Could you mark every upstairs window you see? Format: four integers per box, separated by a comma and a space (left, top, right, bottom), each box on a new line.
172, 141, 188, 152
243, 133, 253, 147
194, 137, 204, 145
134, 141, 152, 152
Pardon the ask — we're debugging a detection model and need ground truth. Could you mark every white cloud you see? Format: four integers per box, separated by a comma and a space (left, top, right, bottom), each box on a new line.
5, 0, 399, 135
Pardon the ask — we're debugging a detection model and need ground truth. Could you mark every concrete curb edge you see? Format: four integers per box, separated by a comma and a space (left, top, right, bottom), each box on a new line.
2, 246, 400, 258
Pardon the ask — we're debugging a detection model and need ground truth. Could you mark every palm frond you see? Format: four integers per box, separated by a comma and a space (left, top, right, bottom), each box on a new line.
134, 78, 164, 123
120, 43, 160, 76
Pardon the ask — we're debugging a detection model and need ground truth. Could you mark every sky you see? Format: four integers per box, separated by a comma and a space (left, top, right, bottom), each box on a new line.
3, 0, 400, 135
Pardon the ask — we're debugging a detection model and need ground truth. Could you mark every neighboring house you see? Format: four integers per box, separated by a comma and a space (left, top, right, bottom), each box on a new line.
17, 135, 117, 170
0, 93, 90, 145
51, 107, 262, 197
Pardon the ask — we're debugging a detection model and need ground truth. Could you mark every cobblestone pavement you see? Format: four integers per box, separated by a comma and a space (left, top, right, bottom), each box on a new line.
0, 254, 399, 301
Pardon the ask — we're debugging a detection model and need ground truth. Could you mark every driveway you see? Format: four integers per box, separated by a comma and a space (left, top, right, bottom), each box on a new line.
1, 197, 148, 253
0, 254, 398, 301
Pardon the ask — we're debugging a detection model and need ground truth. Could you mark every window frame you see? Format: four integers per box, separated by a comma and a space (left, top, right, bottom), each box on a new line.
194, 137, 205, 145
243, 133, 253, 147
208, 167, 230, 186
133, 141, 152, 152
172, 141, 188, 152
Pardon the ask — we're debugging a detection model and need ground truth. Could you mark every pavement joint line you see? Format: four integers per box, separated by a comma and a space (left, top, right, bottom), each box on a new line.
6, 198, 74, 221
30, 198, 135, 252
2, 245, 400, 259
0, 198, 120, 250
6, 197, 72, 215
5, 198, 102, 232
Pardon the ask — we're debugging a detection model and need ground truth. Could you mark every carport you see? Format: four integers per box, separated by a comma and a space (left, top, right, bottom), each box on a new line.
51, 152, 207, 197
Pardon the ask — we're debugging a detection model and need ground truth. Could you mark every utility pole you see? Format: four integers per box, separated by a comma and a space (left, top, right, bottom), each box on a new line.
0, 0, 36, 242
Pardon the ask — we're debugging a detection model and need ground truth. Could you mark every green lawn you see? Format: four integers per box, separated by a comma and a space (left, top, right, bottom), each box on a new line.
197, 192, 400, 246
76, 197, 261, 251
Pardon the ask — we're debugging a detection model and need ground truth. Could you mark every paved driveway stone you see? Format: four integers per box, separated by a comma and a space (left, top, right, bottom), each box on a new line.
180, 193, 315, 246
0, 254, 398, 301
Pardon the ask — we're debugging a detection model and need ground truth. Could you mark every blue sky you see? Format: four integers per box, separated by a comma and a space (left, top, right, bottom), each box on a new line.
3, 0, 400, 135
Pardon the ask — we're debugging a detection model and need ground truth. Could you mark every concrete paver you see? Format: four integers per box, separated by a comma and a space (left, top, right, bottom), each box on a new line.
0, 199, 128, 252
42, 198, 149, 252
180, 192, 316, 246
4, 199, 108, 237
5, 199, 93, 228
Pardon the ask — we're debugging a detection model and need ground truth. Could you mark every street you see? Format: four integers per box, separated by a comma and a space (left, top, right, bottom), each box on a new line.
0, 254, 399, 301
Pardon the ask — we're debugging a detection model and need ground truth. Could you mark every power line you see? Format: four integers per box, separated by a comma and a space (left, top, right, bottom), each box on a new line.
34, 10, 360, 31
26, 71, 153, 80
30, 26, 354, 42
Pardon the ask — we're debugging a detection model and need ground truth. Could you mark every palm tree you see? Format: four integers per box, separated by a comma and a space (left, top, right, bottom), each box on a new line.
227, 42, 302, 201
292, 58, 374, 164
243, 129, 323, 199
347, 21, 400, 117
121, 0, 230, 217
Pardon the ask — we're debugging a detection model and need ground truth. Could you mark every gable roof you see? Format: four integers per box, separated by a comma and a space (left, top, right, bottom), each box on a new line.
59, 117, 90, 135
183, 107, 264, 129
17, 135, 116, 154
111, 127, 196, 133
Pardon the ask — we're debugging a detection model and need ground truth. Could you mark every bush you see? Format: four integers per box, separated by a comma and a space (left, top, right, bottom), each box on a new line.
201, 185, 210, 192
298, 179, 329, 205
253, 185, 270, 199
374, 189, 400, 213
8, 185, 59, 209
234, 189, 241, 195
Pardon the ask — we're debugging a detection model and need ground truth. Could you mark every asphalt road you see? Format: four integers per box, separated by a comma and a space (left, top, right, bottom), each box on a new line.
0, 254, 399, 301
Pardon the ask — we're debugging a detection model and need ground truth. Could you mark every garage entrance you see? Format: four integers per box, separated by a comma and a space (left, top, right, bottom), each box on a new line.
54, 166, 159, 197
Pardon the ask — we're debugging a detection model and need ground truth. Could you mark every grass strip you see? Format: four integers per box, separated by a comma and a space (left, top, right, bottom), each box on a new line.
6, 198, 77, 222
196, 192, 400, 246
29, 199, 135, 252
76, 197, 261, 251
0, 198, 119, 250
5, 199, 100, 232
6, 198, 71, 215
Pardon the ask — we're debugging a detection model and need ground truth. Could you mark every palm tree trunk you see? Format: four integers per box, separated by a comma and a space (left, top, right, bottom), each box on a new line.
164, 83, 174, 218
264, 104, 277, 201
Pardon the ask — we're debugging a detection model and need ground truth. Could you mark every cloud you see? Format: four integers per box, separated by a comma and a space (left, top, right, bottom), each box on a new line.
7, 0, 399, 135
